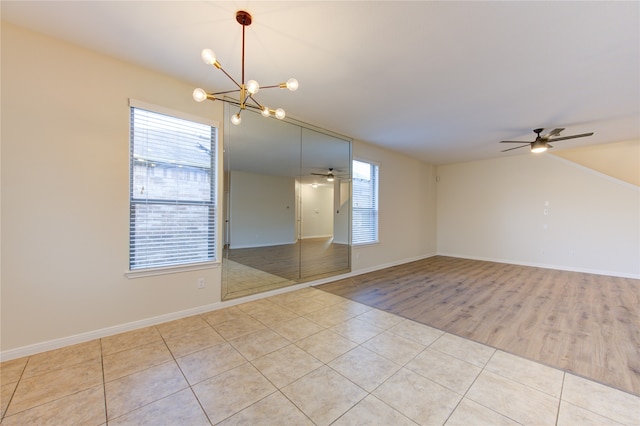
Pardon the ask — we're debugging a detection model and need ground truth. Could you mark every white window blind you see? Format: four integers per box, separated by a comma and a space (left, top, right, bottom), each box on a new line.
129, 106, 216, 270
352, 159, 379, 245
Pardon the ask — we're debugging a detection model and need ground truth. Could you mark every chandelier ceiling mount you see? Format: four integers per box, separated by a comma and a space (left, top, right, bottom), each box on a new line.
193, 10, 298, 125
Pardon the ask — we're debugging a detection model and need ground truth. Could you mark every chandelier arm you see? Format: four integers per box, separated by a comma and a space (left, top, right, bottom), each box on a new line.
224, 99, 262, 113
212, 89, 242, 96
247, 95, 264, 109
194, 11, 296, 124
217, 67, 243, 89
217, 98, 239, 106
241, 22, 246, 85
244, 104, 264, 112
259, 84, 284, 90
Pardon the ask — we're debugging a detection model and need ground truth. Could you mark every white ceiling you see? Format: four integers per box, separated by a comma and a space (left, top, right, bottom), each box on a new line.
2, 1, 638, 165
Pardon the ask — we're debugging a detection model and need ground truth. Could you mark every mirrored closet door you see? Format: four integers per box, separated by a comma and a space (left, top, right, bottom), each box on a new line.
222, 105, 351, 300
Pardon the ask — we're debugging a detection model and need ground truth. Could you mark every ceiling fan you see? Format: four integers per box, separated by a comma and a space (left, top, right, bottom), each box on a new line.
500, 128, 594, 153
311, 168, 336, 181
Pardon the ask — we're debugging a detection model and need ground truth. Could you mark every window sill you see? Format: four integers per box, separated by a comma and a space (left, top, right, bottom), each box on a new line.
352, 240, 380, 247
125, 261, 220, 279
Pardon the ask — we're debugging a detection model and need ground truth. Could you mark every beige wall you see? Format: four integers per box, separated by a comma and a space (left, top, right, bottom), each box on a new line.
229, 170, 297, 248
1, 24, 438, 356
553, 140, 640, 186
1, 23, 226, 354
10, 21, 633, 359
351, 141, 438, 272
300, 183, 334, 239
436, 154, 640, 277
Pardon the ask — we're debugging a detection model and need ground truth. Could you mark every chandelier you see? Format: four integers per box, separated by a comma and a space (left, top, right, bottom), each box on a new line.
193, 10, 298, 125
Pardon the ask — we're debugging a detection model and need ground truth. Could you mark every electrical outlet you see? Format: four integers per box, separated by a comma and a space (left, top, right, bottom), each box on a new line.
197, 278, 205, 289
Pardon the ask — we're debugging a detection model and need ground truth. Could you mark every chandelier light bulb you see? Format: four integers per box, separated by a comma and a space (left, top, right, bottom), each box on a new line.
193, 11, 298, 121
246, 80, 260, 95
286, 78, 299, 91
201, 49, 216, 65
192, 88, 208, 102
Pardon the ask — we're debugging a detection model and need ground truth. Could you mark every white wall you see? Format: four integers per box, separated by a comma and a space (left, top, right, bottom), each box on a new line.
437, 154, 640, 277
1, 23, 225, 354
351, 141, 439, 272
229, 171, 296, 248
1, 23, 439, 358
6, 21, 634, 362
300, 184, 333, 239
334, 180, 351, 244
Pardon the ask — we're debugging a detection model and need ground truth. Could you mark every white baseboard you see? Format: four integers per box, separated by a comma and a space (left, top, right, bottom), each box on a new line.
11, 250, 627, 362
437, 252, 640, 279
350, 253, 438, 276
300, 234, 333, 240
0, 253, 440, 362
0, 302, 223, 362
229, 240, 297, 249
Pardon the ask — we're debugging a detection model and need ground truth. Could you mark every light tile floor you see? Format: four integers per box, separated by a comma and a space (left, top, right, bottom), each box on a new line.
222, 259, 297, 299
1, 287, 639, 425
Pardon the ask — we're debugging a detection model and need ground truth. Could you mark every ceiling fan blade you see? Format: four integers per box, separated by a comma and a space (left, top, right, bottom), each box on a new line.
545, 128, 565, 138
501, 144, 529, 152
548, 132, 594, 142
310, 173, 327, 176
547, 144, 553, 149
500, 140, 530, 144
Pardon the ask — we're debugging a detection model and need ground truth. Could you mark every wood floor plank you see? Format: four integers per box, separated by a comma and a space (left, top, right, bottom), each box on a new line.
316, 256, 640, 396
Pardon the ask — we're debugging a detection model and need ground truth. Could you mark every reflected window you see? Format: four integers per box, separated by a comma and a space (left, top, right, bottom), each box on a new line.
352, 159, 379, 245
129, 106, 217, 270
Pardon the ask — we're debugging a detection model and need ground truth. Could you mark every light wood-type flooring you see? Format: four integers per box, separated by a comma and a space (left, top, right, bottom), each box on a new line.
224, 238, 350, 299
316, 255, 640, 396
4, 287, 639, 424
227, 238, 350, 281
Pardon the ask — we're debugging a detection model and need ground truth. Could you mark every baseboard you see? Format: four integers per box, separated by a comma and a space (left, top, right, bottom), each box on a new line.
14, 250, 624, 362
0, 253, 439, 362
300, 234, 333, 240
437, 252, 640, 279
229, 240, 297, 249
349, 253, 439, 276
0, 301, 226, 362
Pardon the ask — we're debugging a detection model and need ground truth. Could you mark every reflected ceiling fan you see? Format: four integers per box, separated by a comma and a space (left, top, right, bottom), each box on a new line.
311, 168, 336, 181
500, 128, 594, 153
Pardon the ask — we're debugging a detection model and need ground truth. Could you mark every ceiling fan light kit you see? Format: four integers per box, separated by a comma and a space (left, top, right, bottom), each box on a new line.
530, 139, 548, 153
311, 168, 337, 182
500, 128, 594, 153
193, 10, 298, 125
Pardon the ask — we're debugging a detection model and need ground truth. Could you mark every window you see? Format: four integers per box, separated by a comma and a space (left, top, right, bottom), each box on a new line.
129, 104, 217, 270
352, 159, 379, 245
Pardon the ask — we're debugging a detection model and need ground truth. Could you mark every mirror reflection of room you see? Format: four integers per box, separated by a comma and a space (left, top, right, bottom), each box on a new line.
222, 105, 351, 300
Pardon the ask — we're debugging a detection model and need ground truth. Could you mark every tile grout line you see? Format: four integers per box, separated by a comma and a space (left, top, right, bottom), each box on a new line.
244, 296, 376, 424
1, 355, 30, 422
5, 288, 637, 424
99, 339, 109, 425
443, 347, 524, 425
201, 304, 320, 425
165, 317, 216, 426
554, 372, 566, 426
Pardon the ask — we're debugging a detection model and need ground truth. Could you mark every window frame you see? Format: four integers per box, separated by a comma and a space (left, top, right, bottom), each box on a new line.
126, 99, 220, 278
351, 158, 379, 246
